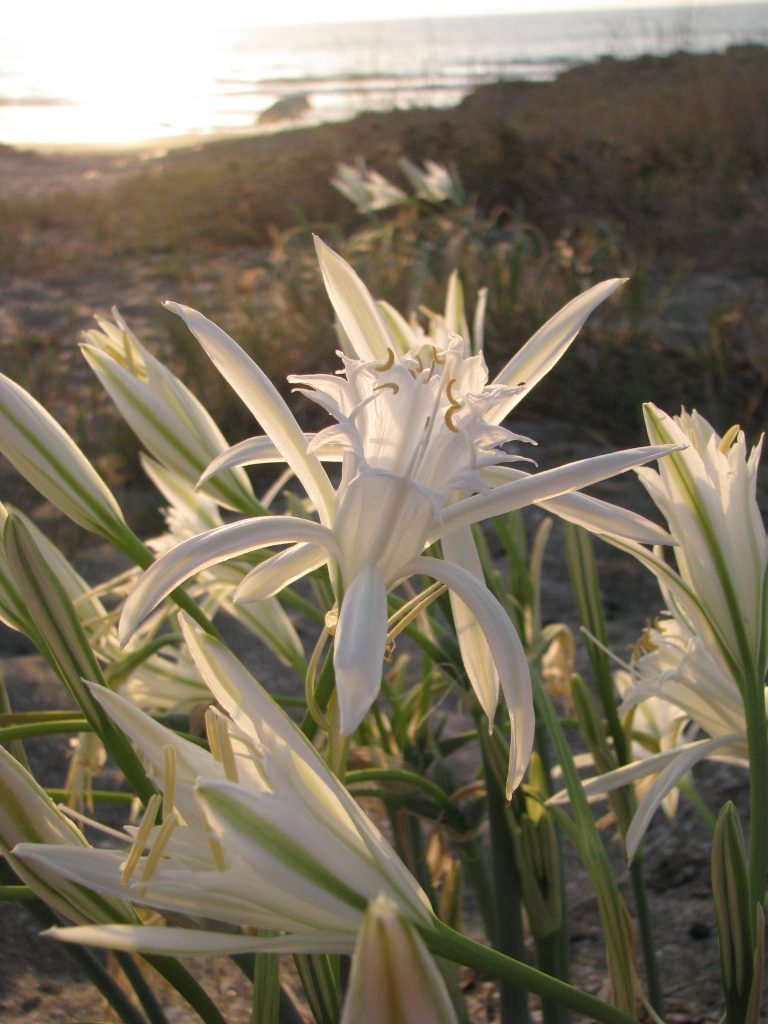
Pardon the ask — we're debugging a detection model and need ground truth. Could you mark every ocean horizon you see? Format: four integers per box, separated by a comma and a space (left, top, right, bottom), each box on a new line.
1, 2, 766, 147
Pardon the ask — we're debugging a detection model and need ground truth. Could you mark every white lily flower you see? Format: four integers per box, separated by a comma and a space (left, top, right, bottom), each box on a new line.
341, 893, 458, 1024
331, 159, 408, 213
119, 241, 677, 796
625, 405, 768, 688
552, 616, 754, 859
398, 158, 462, 205
15, 615, 432, 956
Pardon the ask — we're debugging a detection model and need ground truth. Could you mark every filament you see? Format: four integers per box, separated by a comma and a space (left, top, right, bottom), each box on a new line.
139, 811, 180, 883
121, 794, 162, 884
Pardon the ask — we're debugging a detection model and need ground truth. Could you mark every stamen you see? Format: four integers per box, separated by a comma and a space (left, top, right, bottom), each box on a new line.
719, 424, 740, 453
163, 743, 177, 820
383, 636, 396, 663
216, 719, 240, 784
204, 819, 227, 871
305, 620, 334, 730
139, 811, 180, 883
121, 794, 162, 884
373, 381, 399, 395
387, 583, 448, 644
205, 708, 222, 763
374, 349, 395, 372
444, 377, 463, 433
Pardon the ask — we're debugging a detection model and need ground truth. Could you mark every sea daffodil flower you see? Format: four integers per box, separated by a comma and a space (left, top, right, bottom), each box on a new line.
118, 241, 678, 795
331, 159, 408, 213
551, 615, 756, 859
610, 405, 768, 690
15, 614, 432, 957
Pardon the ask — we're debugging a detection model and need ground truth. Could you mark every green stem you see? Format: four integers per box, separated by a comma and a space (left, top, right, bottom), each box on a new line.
743, 679, 768, 919
0, 719, 89, 742
534, 931, 571, 1024
143, 956, 229, 1024
423, 920, 639, 1024
629, 855, 663, 1014
0, 884, 36, 900
480, 731, 529, 1024
115, 953, 169, 1024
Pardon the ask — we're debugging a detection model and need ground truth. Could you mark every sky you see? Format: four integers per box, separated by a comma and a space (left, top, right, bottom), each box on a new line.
6, 0, 765, 33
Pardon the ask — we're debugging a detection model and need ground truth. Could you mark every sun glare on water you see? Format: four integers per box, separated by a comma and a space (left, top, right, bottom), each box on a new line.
2, 11, 265, 147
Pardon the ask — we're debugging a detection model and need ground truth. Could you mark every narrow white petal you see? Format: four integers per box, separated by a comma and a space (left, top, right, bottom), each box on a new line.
625, 734, 742, 860
481, 466, 674, 545
440, 528, 499, 719
48, 924, 353, 956
546, 738, 732, 806
404, 555, 534, 796
165, 302, 336, 524
432, 445, 681, 541
334, 564, 388, 734
491, 278, 626, 420
120, 515, 340, 642
234, 543, 328, 602
314, 237, 393, 362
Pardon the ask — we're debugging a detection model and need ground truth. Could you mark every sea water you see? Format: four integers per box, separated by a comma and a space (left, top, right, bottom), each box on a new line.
0, 3, 765, 147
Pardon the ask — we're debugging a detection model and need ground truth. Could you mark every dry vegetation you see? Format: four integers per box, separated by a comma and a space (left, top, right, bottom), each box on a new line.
0, 45, 766, 492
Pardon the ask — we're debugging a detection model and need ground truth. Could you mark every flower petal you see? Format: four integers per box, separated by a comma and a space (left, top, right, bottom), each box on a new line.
432, 445, 681, 541
491, 278, 626, 420
440, 527, 499, 719
481, 465, 674, 545
314, 237, 393, 362
404, 555, 534, 796
48, 924, 353, 956
625, 733, 742, 860
165, 302, 336, 524
334, 564, 388, 735
119, 516, 340, 642
234, 543, 328, 602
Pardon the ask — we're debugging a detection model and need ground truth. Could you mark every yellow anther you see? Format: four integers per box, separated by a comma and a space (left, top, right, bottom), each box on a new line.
139, 811, 180, 884
445, 404, 462, 433
121, 794, 162, 884
373, 381, 399, 395
628, 618, 663, 661
383, 636, 396, 663
444, 377, 463, 432
162, 743, 177, 820
324, 607, 339, 636
374, 349, 395, 372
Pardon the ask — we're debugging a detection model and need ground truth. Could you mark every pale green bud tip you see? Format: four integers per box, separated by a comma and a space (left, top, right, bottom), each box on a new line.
341, 894, 457, 1024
